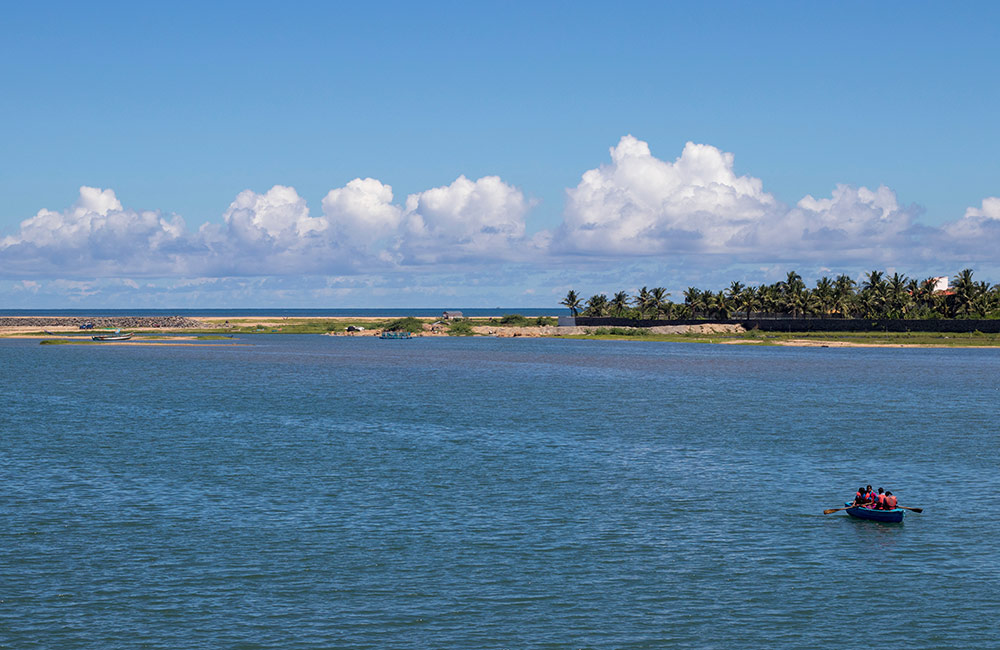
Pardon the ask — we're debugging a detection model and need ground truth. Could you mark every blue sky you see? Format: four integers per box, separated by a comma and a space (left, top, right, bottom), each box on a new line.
1, 1, 999, 307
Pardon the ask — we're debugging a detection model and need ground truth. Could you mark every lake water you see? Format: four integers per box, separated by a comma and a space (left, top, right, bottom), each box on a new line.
2, 336, 998, 649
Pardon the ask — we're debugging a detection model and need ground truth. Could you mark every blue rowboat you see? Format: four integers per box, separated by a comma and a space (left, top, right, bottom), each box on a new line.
844, 502, 904, 523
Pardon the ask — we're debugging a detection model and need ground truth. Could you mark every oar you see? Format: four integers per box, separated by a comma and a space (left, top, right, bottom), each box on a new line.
823, 504, 862, 514
896, 505, 923, 513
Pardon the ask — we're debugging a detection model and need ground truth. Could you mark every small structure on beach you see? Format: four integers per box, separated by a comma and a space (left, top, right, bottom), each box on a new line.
442, 311, 463, 320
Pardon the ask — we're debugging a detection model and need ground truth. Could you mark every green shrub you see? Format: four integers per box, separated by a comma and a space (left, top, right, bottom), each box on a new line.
385, 317, 425, 333
535, 316, 557, 326
499, 314, 530, 326
448, 320, 474, 336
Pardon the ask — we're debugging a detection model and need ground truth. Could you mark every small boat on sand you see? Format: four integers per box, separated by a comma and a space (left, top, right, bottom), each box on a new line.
844, 502, 904, 523
92, 331, 133, 341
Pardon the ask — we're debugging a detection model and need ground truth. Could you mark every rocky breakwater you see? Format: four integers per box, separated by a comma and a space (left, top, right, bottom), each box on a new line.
0, 315, 204, 329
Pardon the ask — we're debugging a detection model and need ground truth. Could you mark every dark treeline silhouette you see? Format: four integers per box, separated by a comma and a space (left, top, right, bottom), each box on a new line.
560, 270, 1000, 320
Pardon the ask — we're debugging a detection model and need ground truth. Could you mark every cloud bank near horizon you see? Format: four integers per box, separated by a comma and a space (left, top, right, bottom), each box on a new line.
2, 136, 999, 302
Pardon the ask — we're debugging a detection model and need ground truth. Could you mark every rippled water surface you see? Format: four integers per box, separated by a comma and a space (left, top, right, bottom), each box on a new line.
3, 336, 999, 649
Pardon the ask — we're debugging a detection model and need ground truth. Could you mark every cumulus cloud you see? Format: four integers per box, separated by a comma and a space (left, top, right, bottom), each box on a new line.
399, 175, 532, 263
939, 197, 1000, 256
322, 177, 402, 246
222, 185, 326, 247
0, 173, 535, 279
553, 136, 778, 255
551, 135, 935, 264
2, 139, 999, 296
740, 184, 922, 262
0, 186, 194, 276
964, 197, 1000, 220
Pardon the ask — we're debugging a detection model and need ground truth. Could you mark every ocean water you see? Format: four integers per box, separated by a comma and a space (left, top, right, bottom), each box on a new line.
2, 336, 998, 649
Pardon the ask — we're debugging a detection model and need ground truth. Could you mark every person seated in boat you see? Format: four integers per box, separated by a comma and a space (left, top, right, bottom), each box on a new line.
864, 485, 877, 507
853, 487, 867, 505
875, 487, 886, 509
884, 491, 897, 509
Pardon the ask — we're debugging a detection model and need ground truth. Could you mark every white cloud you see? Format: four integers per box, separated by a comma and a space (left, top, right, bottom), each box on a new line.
740, 184, 921, 262
321, 177, 402, 247
399, 175, 532, 263
551, 136, 929, 264
939, 197, 1000, 256
221, 185, 326, 247
0, 186, 193, 276
2, 140, 999, 304
553, 136, 777, 255
964, 197, 1000, 220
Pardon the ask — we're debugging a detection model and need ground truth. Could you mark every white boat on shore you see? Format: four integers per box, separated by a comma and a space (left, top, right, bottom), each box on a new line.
92, 330, 133, 341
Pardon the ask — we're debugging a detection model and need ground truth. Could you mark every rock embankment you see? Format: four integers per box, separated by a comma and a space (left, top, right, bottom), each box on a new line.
0, 316, 204, 329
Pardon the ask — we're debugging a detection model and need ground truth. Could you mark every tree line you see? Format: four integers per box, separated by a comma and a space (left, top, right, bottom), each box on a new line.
560, 269, 1000, 320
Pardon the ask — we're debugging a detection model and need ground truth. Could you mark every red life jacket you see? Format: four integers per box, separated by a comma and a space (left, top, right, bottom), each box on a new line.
855, 491, 864, 504
877, 493, 886, 508
866, 491, 877, 504
885, 494, 897, 509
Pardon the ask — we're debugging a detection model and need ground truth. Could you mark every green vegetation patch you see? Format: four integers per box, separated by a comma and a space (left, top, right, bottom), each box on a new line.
385, 317, 426, 333
448, 320, 475, 336
499, 313, 530, 326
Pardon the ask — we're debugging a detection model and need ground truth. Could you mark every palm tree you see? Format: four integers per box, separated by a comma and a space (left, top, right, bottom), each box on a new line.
757, 284, 779, 317
780, 271, 807, 317
610, 291, 630, 317
915, 277, 939, 315
633, 286, 653, 319
674, 303, 693, 319
813, 277, 834, 316
727, 281, 745, 303
860, 270, 887, 318
683, 287, 702, 318
584, 293, 609, 317
695, 290, 713, 319
886, 272, 911, 318
709, 291, 731, 319
971, 281, 993, 317
734, 285, 758, 320
952, 269, 977, 317
650, 287, 671, 319
560, 290, 582, 317
833, 274, 857, 318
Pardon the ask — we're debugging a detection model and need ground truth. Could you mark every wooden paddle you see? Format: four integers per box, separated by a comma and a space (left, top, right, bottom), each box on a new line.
896, 505, 923, 513
823, 504, 862, 514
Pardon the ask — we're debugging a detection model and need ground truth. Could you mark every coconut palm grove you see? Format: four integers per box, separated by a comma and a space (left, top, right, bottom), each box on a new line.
561, 269, 1000, 321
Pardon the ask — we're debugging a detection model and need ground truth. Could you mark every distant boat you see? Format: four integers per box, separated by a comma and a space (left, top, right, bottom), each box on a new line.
379, 331, 413, 339
92, 331, 133, 341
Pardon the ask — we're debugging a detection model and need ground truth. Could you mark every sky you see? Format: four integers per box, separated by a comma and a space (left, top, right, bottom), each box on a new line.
1, 1, 998, 308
